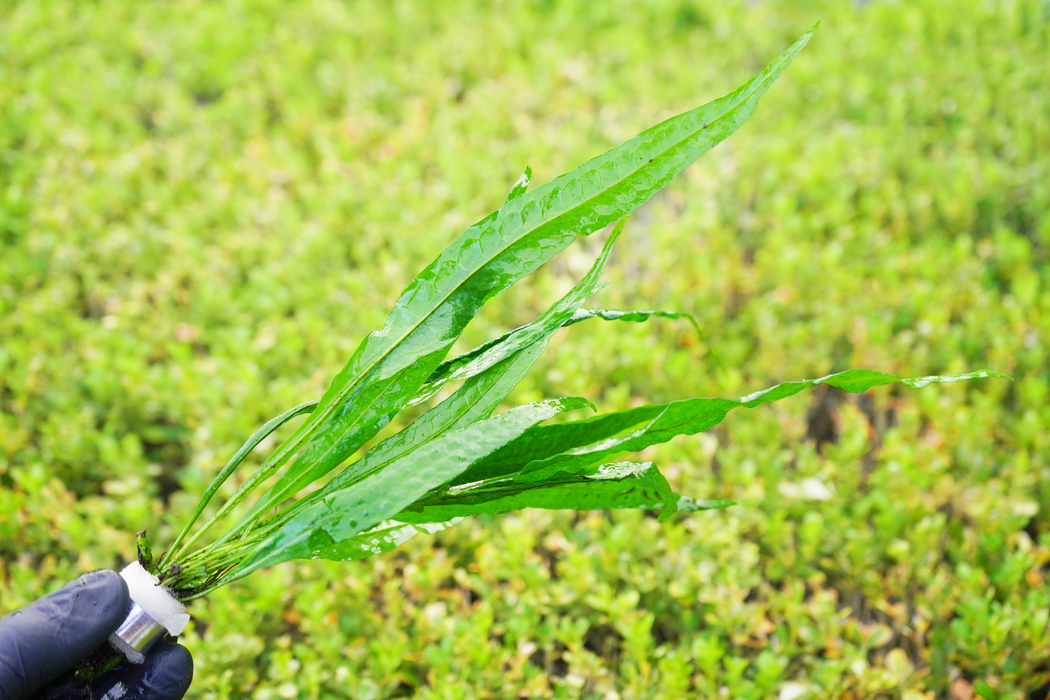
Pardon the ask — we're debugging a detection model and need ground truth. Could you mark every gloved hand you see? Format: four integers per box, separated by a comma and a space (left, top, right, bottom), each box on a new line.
0, 569, 193, 700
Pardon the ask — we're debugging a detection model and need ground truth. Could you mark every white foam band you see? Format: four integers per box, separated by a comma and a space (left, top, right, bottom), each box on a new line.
119, 562, 190, 636
107, 634, 146, 665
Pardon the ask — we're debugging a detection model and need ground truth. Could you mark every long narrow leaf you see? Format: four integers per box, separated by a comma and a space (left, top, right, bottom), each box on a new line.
196, 172, 546, 543
397, 461, 696, 523
567, 308, 701, 336
307, 519, 461, 562
161, 399, 319, 566
216, 25, 818, 539
253, 221, 626, 529
313, 474, 734, 562
456, 369, 1009, 486
410, 306, 700, 407
232, 396, 594, 578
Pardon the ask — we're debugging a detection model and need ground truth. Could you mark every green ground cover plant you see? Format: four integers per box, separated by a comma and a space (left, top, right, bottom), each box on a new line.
2, 1, 1049, 698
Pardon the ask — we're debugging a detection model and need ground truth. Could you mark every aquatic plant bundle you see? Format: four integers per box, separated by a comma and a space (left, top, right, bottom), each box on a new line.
126, 25, 1002, 617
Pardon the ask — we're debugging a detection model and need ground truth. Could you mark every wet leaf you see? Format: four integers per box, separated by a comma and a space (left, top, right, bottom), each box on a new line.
457, 369, 1009, 486
307, 519, 461, 562
273, 223, 625, 522
232, 396, 592, 578
396, 461, 729, 523
411, 306, 700, 407
502, 165, 532, 205
215, 24, 818, 535
162, 400, 319, 565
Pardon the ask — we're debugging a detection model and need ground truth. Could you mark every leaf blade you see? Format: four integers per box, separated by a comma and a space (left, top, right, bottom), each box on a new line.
458, 368, 1009, 486
232, 396, 593, 577
412, 305, 702, 406
502, 166, 532, 205
306, 519, 461, 562
397, 461, 683, 521
220, 26, 818, 533
252, 220, 625, 525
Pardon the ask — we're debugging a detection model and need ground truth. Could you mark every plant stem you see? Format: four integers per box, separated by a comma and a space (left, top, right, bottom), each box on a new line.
160, 400, 319, 569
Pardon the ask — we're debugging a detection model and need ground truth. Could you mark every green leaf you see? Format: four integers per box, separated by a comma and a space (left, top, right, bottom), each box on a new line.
161, 399, 319, 567
502, 165, 532, 205
313, 465, 735, 563
412, 305, 701, 407
457, 368, 1010, 486
231, 396, 593, 579
254, 220, 625, 529
214, 25, 817, 536
397, 461, 692, 523
405, 224, 630, 410
306, 519, 461, 562
566, 307, 701, 335
315, 467, 736, 563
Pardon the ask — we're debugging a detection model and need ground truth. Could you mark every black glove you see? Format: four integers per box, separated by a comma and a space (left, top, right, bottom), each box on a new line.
0, 569, 193, 700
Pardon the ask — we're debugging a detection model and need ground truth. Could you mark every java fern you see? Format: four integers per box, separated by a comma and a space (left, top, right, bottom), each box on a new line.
146, 24, 1004, 600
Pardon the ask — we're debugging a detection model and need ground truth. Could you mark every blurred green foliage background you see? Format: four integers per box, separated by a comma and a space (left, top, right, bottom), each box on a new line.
1, 0, 1049, 698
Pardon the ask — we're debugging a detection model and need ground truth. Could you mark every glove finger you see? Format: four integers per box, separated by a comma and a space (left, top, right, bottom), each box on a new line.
31, 642, 193, 700
95, 643, 193, 700
0, 570, 130, 699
